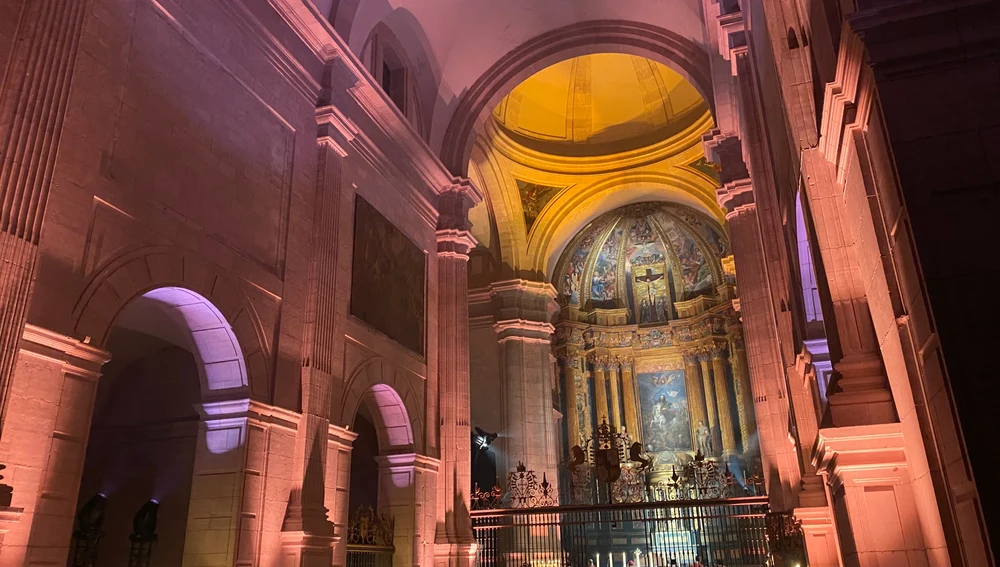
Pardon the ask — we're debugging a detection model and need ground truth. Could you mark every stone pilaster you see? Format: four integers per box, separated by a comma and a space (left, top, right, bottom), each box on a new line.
0, 325, 108, 565
711, 348, 738, 456
0, 0, 91, 504
376, 453, 440, 567
815, 424, 927, 567
490, 280, 560, 492
799, 149, 895, 427
434, 182, 479, 565
607, 358, 623, 433
281, 115, 347, 566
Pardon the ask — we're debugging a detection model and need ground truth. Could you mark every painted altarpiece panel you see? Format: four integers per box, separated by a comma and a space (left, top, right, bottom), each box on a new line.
638, 369, 692, 468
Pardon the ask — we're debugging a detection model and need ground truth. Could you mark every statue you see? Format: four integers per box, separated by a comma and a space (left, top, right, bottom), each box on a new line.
695, 421, 713, 457
562, 445, 586, 474
628, 442, 653, 472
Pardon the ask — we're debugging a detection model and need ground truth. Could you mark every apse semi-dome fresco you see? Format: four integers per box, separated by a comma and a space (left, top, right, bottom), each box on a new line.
554, 202, 730, 322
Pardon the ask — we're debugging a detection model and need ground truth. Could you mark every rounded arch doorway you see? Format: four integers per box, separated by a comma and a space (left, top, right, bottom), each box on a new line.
73, 287, 249, 567
344, 381, 434, 567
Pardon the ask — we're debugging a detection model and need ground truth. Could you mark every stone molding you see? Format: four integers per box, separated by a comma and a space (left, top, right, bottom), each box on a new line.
197, 398, 303, 431
436, 230, 477, 260
813, 423, 907, 490
18, 324, 110, 378
717, 178, 755, 218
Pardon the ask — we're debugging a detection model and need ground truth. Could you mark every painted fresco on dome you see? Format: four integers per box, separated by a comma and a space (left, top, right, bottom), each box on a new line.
639, 370, 692, 466
677, 208, 729, 256
590, 224, 623, 304
677, 236, 714, 293
561, 218, 610, 304
653, 210, 713, 295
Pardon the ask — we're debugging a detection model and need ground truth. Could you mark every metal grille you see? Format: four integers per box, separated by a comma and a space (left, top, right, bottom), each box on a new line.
471, 497, 770, 567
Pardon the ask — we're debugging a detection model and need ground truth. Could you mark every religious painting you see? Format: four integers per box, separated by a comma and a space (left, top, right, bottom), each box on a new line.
632, 266, 670, 323
560, 218, 609, 304
638, 370, 692, 466
350, 197, 426, 355
676, 235, 713, 294
516, 179, 562, 233
590, 223, 622, 305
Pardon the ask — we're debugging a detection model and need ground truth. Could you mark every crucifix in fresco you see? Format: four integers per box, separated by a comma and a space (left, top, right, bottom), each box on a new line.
634, 267, 668, 324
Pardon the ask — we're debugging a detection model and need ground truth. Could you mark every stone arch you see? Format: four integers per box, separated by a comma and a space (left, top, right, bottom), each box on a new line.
440, 19, 714, 177
340, 356, 424, 453
72, 246, 271, 400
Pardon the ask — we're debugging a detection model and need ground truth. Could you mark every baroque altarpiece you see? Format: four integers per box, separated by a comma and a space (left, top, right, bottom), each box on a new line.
552, 202, 759, 486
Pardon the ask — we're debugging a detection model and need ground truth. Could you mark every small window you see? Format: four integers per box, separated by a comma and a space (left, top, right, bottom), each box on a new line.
380, 54, 406, 112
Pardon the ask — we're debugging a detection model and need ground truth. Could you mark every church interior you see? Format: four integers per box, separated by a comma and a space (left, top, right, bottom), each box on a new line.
0, 0, 997, 566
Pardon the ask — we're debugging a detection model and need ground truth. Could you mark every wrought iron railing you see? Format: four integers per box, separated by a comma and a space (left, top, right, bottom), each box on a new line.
471, 497, 771, 567
346, 507, 394, 567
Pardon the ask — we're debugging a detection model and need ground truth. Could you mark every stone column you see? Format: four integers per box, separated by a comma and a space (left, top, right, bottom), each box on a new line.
435, 184, 479, 566
591, 358, 611, 427
0, 0, 91, 504
683, 353, 708, 449
491, 280, 560, 491
729, 333, 758, 454
711, 348, 738, 456
607, 359, 623, 433
699, 353, 719, 456
560, 350, 582, 448
620, 358, 641, 444
0, 325, 108, 565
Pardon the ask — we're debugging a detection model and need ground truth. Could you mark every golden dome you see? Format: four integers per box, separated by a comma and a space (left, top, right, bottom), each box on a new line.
492, 53, 708, 157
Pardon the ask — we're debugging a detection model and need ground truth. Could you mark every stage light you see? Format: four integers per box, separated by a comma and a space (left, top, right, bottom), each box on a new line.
131, 499, 159, 542
474, 427, 497, 450
76, 493, 108, 534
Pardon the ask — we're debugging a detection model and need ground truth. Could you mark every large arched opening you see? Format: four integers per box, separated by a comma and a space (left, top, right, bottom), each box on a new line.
343, 381, 423, 567
73, 287, 249, 566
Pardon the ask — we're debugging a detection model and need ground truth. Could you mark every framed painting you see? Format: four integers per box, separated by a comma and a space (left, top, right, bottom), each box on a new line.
350, 197, 426, 355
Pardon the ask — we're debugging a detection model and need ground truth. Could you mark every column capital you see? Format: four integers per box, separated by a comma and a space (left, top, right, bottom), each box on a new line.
710, 345, 729, 360
490, 279, 558, 340
436, 229, 477, 259
437, 178, 482, 231
717, 178, 756, 219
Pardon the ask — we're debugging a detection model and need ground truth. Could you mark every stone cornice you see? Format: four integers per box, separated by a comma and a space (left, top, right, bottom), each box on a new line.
19, 324, 110, 378
329, 422, 359, 446
813, 423, 908, 491
717, 178, 755, 217
480, 110, 715, 175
